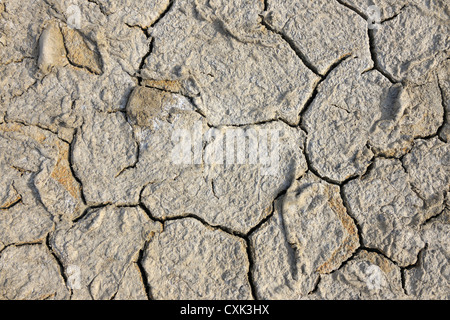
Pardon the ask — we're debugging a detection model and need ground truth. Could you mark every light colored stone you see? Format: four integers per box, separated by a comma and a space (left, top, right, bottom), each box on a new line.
250, 173, 359, 299
51, 205, 161, 300
344, 158, 426, 266
142, 218, 252, 300
0, 245, 69, 300
310, 250, 406, 300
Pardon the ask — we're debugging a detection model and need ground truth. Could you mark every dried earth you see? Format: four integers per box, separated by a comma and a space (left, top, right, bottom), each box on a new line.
0, 0, 448, 300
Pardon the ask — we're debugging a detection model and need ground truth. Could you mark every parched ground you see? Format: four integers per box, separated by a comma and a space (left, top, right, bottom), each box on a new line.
0, 0, 449, 300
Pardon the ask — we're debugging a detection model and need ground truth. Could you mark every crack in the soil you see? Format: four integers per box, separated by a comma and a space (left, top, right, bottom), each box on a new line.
244, 237, 258, 300
333, 0, 398, 84
436, 75, 448, 142
72, 203, 111, 223
366, 29, 397, 84
86, 0, 108, 16
0, 56, 34, 68
136, 243, 153, 300
60, 29, 103, 76
4, 117, 58, 136
138, 200, 262, 300
334, 0, 368, 20
149, 0, 175, 30
298, 54, 352, 134
115, 132, 140, 179
300, 129, 364, 186
0, 193, 22, 210
260, 18, 320, 77
125, 23, 149, 38
45, 233, 72, 298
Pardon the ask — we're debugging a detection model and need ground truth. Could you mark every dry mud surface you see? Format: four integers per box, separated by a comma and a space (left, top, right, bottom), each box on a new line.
0, 0, 449, 300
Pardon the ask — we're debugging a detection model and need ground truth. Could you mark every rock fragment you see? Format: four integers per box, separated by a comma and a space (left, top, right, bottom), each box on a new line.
264, 0, 372, 75
374, 5, 449, 83
0, 123, 84, 245
61, 27, 103, 75
142, 218, 252, 300
126, 86, 178, 128
302, 58, 398, 182
250, 173, 359, 299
